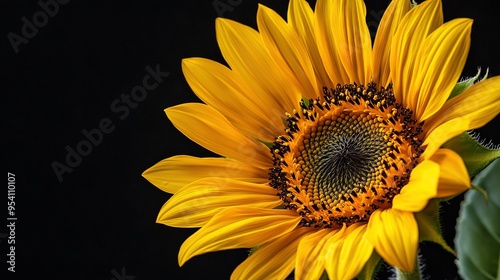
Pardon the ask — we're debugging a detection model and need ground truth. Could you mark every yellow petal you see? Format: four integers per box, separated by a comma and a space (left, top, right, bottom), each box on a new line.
257, 4, 318, 99
142, 155, 267, 194
330, 0, 373, 84
231, 227, 312, 280
178, 207, 301, 266
372, 0, 412, 86
157, 178, 282, 228
390, 0, 443, 107
295, 228, 341, 280
430, 148, 470, 198
216, 18, 301, 114
411, 19, 472, 121
392, 160, 439, 212
166, 103, 270, 169
367, 209, 418, 272
422, 116, 471, 160
287, 0, 314, 41
314, 0, 350, 85
182, 58, 285, 142
424, 76, 500, 140
288, 0, 334, 90
324, 223, 374, 280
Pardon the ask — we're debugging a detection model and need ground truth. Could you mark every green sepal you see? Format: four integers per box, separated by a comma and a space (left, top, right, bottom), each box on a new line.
449, 67, 488, 100
471, 184, 489, 204
248, 245, 262, 257
414, 199, 455, 256
455, 159, 500, 280
356, 251, 382, 280
394, 254, 423, 280
301, 97, 310, 108
260, 140, 274, 149
442, 132, 500, 178
319, 270, 329, 280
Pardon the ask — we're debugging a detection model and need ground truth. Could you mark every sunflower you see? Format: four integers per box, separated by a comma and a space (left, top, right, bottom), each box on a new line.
144, 0, 500, 279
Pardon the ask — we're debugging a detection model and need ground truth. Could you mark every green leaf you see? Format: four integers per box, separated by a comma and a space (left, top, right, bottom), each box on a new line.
415, 200, 455, 256
442, 132, 500, 178
449, 67, 488, 99
455, 159, 500, 280
356, 251, 382, 280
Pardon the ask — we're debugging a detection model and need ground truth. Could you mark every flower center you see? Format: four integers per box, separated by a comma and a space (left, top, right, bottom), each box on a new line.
269, 83, 424, 229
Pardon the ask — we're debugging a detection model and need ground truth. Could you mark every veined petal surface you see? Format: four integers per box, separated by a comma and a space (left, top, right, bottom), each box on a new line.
390, 0, 443, 109
424, 76, 500, 140
157, 178, 281, 228
182, 58, 286, 142
166, 103, 270, 168
330, 0, 373, 85
179, 207, 301, 266
257, 4, 319, 99
324, 224, 374, 280
314, 0, 350, 85
411, 18, 472, 121
392, 160, 439, 212
295, 228, 342, 280
367, 209, 418, 272
231, 228, 312, 280
216, 18, 302, 115
288, 0, 334, 90
372, 0, 412, 86
430, 149, 470, 198
142, 155, 267, 194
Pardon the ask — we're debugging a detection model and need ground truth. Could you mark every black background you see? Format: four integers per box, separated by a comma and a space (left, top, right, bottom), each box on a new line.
2, 0, 499, 279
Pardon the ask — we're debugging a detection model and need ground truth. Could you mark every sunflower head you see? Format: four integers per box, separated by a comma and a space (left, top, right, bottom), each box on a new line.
270, 82, 425, 229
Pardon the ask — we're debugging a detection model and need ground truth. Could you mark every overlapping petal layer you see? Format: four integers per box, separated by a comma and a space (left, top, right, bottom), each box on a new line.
182, 58, 287, 142
367, 209, 418, 272
166, 103, 270, 168
231, 227, 312, 280
324, 224, 374, 280
257, 4, 318, 99
411, 18, 472, 121
314, 0, 350, 85
295, 228, 340, 280
392, 160, 439, 212
372, 0, 411, 86
143, 155, 267, 194
178, 207, 301, 266
430, 149, 471, 198
157, 178, 281, 228
330, 0, 373, 85
216, 18, 302, 115
288, 0, 334, 90
390, 0, 443, 105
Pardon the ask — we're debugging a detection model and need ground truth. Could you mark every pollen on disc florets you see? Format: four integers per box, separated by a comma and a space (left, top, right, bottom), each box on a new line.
269, 82, 424, 229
